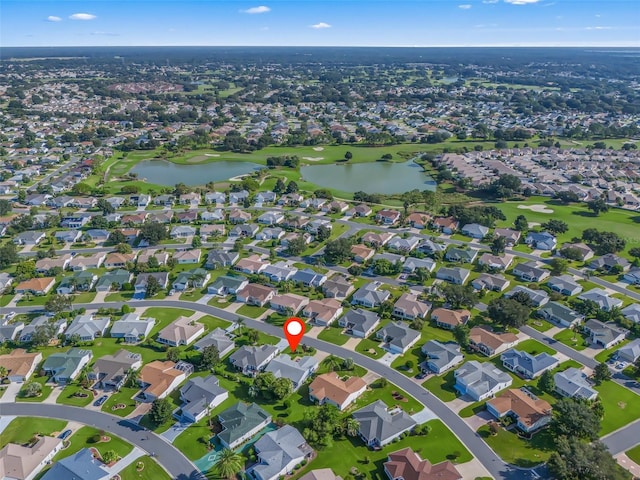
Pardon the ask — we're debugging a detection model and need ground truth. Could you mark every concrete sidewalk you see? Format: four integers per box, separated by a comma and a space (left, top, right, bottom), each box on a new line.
106, 446, 145, 475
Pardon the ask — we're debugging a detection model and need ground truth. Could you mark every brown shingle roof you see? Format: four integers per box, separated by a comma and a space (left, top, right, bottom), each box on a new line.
384, 447, 462, 480
308, 373, 366, 407
487, 389, 552, 428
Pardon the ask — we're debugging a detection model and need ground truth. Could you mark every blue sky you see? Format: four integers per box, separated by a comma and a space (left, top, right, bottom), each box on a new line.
2, 0, 638, 47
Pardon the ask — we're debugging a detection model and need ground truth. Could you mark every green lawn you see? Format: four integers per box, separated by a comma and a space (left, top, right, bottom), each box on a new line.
422, 371, 458, 402
179, 288, 207, 302
105, 292, 134, 302
54, 426, 133, 461
594, 339, 631, 363
352, 378, 423, 414
236, 304, 268, 318
139, 389, 183, 433
291, 419, 472, 479
73, 292, 97, 303
553, 328, 588, 351
355, 337, 385, 359
477, 424, 554, 468
626, 444, 640, 465
317, 325, 349, 346
0, 417, 67, 448
16, 374, 53, 402
529, 318, 554, 333
198, 315, 232, 332
515, 339, 557, 356
119, 456, 172, 480
56, 384, 94, 407
595, 381, 640, 435
0, 294, 14, 307
101, 387, 141, 417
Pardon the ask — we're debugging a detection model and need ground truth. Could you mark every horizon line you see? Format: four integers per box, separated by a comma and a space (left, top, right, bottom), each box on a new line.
4, 44, 640, 49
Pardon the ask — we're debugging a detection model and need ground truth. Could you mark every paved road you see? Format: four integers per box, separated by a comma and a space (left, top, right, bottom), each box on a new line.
603, 419, 640, 456
0, 403, 203, 480
26, 157, 81, 193
12, 300, 522, 480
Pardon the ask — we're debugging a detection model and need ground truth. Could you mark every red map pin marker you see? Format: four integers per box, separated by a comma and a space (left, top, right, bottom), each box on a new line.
284, 317, 305, 352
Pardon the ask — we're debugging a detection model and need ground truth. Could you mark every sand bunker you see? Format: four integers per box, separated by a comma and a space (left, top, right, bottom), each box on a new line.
302, 156, 324, 161
528, 222, 541, 228
518, 204, 554, 214
204, 153, 220, 157
186, 155, 209, 163
312, 147, 324, 152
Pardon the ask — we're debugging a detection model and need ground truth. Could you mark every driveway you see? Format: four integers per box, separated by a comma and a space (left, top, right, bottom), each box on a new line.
465, 410, 494, 431
0, 383, 22, 403
162, 422, 190, 442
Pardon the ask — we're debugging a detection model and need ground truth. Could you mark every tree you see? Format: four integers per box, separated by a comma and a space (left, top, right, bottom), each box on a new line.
322, 355, 342, 372
316, 225, 331, 242
348, 264, 363, 276
487, 297, 531, 328
145, 275, 162, 298
344, 417, 360, 437
246, 328, 259, 345
324, 238, 353, 264
286, 235, 307, 256
96, 198, 115, 215
200, 345, 220, 370
551, 398, 600, 441
593, 362, 611, 385
490, 236, 506, 255
149, 398, 173, 426
166, 347, 180, 362
214, 448, 245, 479
0, 242, 19, 269
549, 258, 569, 275
285, 181, 299, 194
273, 178, 286, 194
440, 284, 478, 309
191, 235, 202, 248
514, 214, 528, 231
538, 369, 555, 393
344, 151, 353, 161
0, 199, 11, 216
24, 382, 42, 398
560, 247, 585, 261
102, 450, 119, 464
45, 294, 72, 313
139, 222, 168, 246
107, 230, 126, 246
587, 198, 609, 216
272, 377, 293, 400
453, 324, 470, 349
548, 436, 628, 480
116, 243, 132, 254
542, 219, 569, 235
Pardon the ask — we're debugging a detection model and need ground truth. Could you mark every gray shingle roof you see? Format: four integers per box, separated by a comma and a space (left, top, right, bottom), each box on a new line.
353, 400, 417, 445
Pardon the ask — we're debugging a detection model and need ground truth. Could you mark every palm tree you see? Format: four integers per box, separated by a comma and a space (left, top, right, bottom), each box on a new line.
213, 448, 244, 480
344, 417, 360, 437
235, 318, 245, 335
0, 366, 7, 380
323, 355, 342, 372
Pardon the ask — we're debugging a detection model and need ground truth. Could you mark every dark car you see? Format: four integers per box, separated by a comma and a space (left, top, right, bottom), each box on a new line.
58, 429, 72, 440
94, 395, 108, 407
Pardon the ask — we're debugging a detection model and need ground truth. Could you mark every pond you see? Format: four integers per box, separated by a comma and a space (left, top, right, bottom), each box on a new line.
130, 159, 264, 186
300, 160, 436, 194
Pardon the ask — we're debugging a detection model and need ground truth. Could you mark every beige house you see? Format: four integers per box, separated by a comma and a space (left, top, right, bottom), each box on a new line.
308, 373, 367, 410
392, 293, 431, 320
156, 316, 204, 347
269, 293, 309, 315
138, 360, 187, 401
0, 436, 63, 480
469, 327, 520, 356
15, 277, 55, 295
0, 349, 42, 383
302, 298, 344, 326
431, 308, 471, 330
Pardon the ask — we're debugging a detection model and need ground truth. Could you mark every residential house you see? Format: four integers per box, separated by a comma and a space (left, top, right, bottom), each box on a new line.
134, 272, 169, 295
445, 247, 478, 264
0, 272, 12, 293
486, 388, 552, 433
265, 355, 319, 390
138, 360, 187, 401
361, 231, 395, 248
110, 313, 155, 343
0, 349, 42, 383
205, 191, 226, 204
15, 277, 55, 295
421, 341, 464, 374
431, 308, 470, 330
13, 231, 46, 246
200, 223, 226, 239
230, 224, 260, 238
201, 210, 225, 222
137, 249, 170, 267
301, 198, 327, 210
84, 229, 110, 243
461, 223, 489, 239
68, 252, 106, 271
104, 252, 137, 269
95, 269, 132, 292
322, 275, 354, 300
19, 316, 66, 344
494, 228, 521, 246
236, 283, 277, 307
512, 262, 549, 282
208, 275, 249, 296
435, 267, 470, 285
270, 293, 309, 315
406, 212, 431, 229
90, 350, 142, 390
176, 210, 199, 224
402, 257, 436, 273
472, 273, 510, 292
299, 469, 342, 480
590, 253, 631, 272
383, 448, 462, 480
469, 327, 519, 357
278, 193, 304, 207
234, 255, 269, 274
0, 436, 63, 480
65, 314, 110, 342
42, 348, 93, 383
538, 301, 584, 328
308, 373, 367, 410
248, 426, 313, 480
554, 367, 598, 401
376, 322, 421, 354
351, 204, 373, 217
172, 268, 211, 291
505, 286, 549, 307
392, 293, 431, 320
501, 349, 559, 379
478, 253, 514, 271
291, 269, 327, 288
254, 191, 277, 205
351, 282, 391, 308
179, 192, 201, 206
56, 271, 97, 295
229, 208, 252, 223
306, 218, 332, 235
171, 225, 196, 238
302, 298, 344, 326
351, 244, 375, 263
432, 217, 459, 234
454, 360, 513, 401
54, 230, 81, 243
218, 402, 272, 449
194, 328, 235, 357
257, 211, 285, 225
179, 375, 229, 423
40, 448, 109, 480
339, 309, 381, 338
578, 288, 624, 312
156, 316, 204, 347
353, 400, 417, 448
229, 345, 279, 377
262, 262, 297, 282
622, 304, 640, 324
617, 339, 640, 363
583, 319, 627, 349
623, 267, 640, 285
416, 239, 446, 255
560, 242, 594, 261
323, 200, 349, 213
547, 275, 583, 296
525, 231, 557, 250
154, 194, 175, 206
174, 249, 202, 264
387, 236, 421, 253
255, 227, 285, 241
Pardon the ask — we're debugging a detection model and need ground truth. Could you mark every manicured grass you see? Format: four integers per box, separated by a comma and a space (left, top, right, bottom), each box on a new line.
56, 384, 94, 407
529, 318, 554, 333
477, 424, 554, 468
355, 337, 385, 359
54, 426, 133, 461
208, 296, 233, 308
106, 292, 134, 302
179, 288, 206, 302
422, 371, 458, 402
553, 328, 588, 351
317, 325, 349, 346
352, 378, 423, 414
198, 315, 231, 332
16, 374, 53, 402
0, 294, 14, 307
73, 292, 97, 303
234, 329, 280, 346
626, 444, 640, 465
0, 417, 67, 448
515, 339, 557, 356
139, 389, 183, 433
316, 362, 368, 378
16, 294, 49, 306
595, 381, 640, 435
119, 456, 172, 480
236, 304, 268, 318
594, 339, 631, 363
291, 419, 471, 479
101, 387, 141, 417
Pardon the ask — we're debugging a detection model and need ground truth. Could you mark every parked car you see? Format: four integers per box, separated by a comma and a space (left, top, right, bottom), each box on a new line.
58, 429, 72, 440
94, 395, 108, 407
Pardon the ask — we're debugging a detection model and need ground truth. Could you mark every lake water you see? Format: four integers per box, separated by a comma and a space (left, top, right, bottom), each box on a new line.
130, 159, 264, 186
301, 160, 436, 194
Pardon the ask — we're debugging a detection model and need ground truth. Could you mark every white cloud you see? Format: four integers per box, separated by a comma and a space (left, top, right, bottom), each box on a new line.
47, 15, 62, 22
482, 0, 499, 3
458, 4, 472, 9
504, 0, 542, 4
310, 22, 331, 29
241, 6, 270, 14
69, 13, 97, 20
586, 26, 612, 30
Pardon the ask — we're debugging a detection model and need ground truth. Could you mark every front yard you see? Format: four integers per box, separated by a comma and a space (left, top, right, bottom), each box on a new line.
236, 304, 268, 318
16, 374, 53, 402
101, 387, 140, 417
118, 456, 172, 480
56, 384, 94, 407
595, 381, 640, 435
316, 325, 349, 346
53, 426, 133, 461
553, 328, 589, 351
0, 417, 67, 448
477, 424, 554, 468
